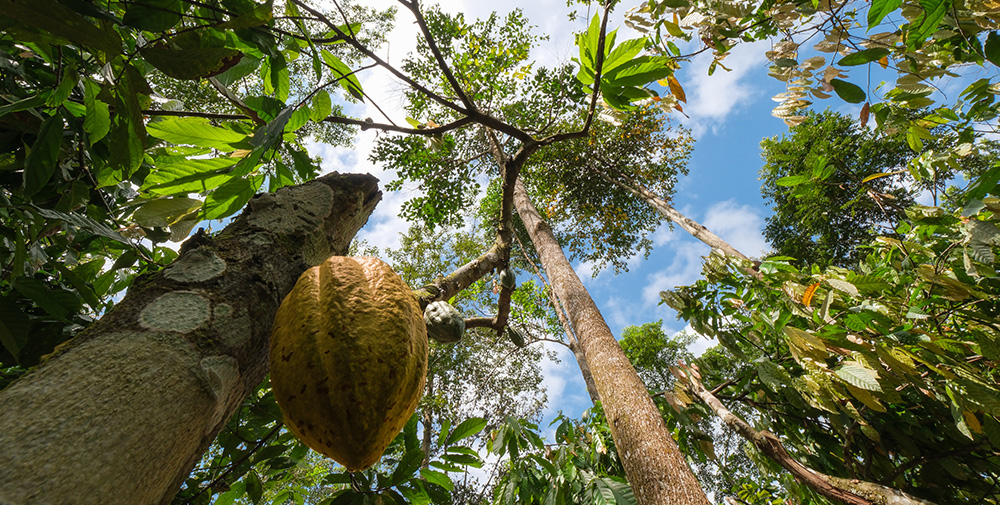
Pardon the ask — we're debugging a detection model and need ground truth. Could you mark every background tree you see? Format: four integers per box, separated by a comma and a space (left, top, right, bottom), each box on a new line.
760, 109, 917, 267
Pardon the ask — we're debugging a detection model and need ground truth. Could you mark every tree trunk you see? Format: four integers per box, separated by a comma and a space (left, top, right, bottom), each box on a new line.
512, 178, 710, 505
590, 164, 751, 261
569, 340, 601, 405
0, 173, 381, 505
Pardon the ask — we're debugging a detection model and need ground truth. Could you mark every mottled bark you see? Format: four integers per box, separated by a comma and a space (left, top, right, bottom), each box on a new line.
679, 365, 938, 505
0, 173, 381, 505
512, 178, 710, 505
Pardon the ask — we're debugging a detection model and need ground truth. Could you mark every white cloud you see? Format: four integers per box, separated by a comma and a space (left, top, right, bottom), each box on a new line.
641, 241, 708, 306
701, 199, 769, 258
679, 40, 770, 137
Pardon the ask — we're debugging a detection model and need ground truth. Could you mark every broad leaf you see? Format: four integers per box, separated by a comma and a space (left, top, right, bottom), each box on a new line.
446, 417, 487, 445
141, 46, 243, 80
147, 118, 250, 150
830, 79, 866, 103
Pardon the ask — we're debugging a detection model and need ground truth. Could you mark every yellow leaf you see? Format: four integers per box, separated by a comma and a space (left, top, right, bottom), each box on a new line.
878, 55, 889, 69
231, 149, 252, 158
667, 75, 687, 103
965, 410, 983, 434
802, 282, 821, 307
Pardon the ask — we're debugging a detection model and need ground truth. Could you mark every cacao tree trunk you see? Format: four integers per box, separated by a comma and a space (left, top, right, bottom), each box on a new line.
512, 178, 710, 505
0, 173, 381, 505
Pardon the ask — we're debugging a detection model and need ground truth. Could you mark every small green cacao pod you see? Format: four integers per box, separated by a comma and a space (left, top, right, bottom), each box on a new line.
499, 269, 516, 290
506, 327, 526, 348
424, 301, 464, 343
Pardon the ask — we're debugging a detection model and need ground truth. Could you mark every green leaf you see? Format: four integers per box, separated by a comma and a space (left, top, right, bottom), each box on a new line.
838, 48, 891, 66
122, 0, 183, 32
147, 118, 250, 150
906, 0, 953, 49
4, 0, 122, 55
0, 297, 30, 363
868, 0, 903, 27
55, 264, 102, 309
775, 174, 810, 187
603, 56, 672, 89
141, 46, 243, 80
835, 361, 882, 391
310, 90, 332, 122
446, 417, 487, 445
202, 174, 264, 220
985, 32, 1000, 67
0, 95, 44, 118
30, 206, 129, 243
83, 79, 110, 143
321, 50, 364, 100
263, 53, 291, 102
143, 157, 240, 196
45, 68, 78, 107
132, 198, 202, 228
391, 448, 425, 486
245, 470, 263, 504
602, 38, 646, 76
13, 278, 81, 320
419, 468, 453, 491
830, 79, 866, 103
441, 453, 482, 468
23, 113, 63, 196
217, 0, 273, 30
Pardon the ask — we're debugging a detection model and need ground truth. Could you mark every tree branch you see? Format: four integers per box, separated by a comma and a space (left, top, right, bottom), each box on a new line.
676, 364, 939, 505
400, 0, 478, 112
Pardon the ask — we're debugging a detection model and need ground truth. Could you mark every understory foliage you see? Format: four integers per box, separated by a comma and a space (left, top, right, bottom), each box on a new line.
661, 199, 1000, 504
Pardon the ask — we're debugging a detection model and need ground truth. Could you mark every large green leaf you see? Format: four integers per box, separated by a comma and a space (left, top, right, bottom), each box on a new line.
122, 0, 183, 32
30, 206, 129, 243
83, 78, 110, 143
835, 361, 882, 391
132, 197, 202, 227
321, 50, 363, 100
141, 46, 243, 80
202, 174, 264, 220
446, 417, 487, 445
12, 278, 81, 320
830, 79, 866, 103
147, 118, 250, 150
906, 0, 953, 49
23, 113, 63, 195
143, 158, 239, 196
838, 48, 891, 66
603, 56, 672, 89
4, 0, 122, 55
868, 0, 903, 28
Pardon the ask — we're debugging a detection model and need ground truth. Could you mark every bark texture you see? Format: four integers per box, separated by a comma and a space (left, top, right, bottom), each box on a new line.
678, 365, 938, 505
512, 178, 710, 505
0, 173, 381, 505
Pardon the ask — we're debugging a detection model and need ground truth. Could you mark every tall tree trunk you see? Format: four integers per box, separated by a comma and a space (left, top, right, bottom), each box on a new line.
0, 173, 381, 505
590, 164, 751, 261
512, 178, 710, 505
569, 340, 601, 405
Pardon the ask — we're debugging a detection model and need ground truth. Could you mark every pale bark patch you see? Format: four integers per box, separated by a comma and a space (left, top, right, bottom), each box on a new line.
164, 249, 227, 283
139, 291, 211, 333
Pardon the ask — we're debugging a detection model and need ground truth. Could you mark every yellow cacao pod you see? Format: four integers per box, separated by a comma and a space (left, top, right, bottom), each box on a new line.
269, 256, 428, 471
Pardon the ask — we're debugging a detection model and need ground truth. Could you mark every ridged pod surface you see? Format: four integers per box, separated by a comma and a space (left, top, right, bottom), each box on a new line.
269, 256, 428, 471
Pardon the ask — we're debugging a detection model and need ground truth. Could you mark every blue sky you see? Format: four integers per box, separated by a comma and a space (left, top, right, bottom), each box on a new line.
306, 0, 851, 427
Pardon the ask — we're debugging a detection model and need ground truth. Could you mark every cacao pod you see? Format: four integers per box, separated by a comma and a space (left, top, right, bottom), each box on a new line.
499, 269, 516, 290
506, 327, 526, 348
424, 300, 464, 343
269, 256, 428, 471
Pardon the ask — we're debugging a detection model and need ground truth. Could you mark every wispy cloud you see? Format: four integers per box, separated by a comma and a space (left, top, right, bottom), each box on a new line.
679, 40, 769, 137
702, 199, 769, 258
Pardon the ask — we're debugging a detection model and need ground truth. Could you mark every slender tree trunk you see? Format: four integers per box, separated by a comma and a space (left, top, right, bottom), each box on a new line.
421, 374, 434, 469
569, 340, 601, 405
512, 178, 710, 505
0, 173, 381, 505
591, 164, 751, 261
679, 365, 938, 505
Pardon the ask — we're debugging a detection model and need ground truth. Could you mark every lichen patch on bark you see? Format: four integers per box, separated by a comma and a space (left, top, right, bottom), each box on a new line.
139, 291, 211, 333
246, 182, 334, 234
164, 250, 227, 283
